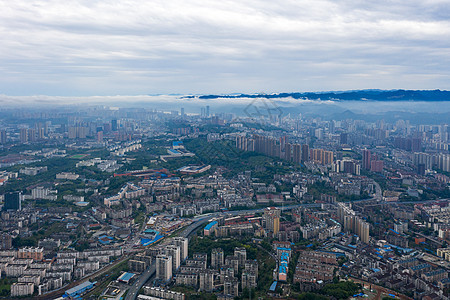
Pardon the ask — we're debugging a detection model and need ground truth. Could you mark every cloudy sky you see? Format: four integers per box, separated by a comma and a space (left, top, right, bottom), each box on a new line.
1, 0, 450, 96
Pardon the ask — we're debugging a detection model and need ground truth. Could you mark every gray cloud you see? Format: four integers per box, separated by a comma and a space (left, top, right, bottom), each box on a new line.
0, 0, 449, 96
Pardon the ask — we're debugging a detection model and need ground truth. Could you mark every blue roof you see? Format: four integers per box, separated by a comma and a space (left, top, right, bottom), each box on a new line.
410, 263, 430, 271
204, 221, 218, 231
389, 228, 400, 235
98, 235, 113, 245
65, 281, 95, 296
118, 272, 135, 282
279, 261, 288, 274
318, 250, 346, 257
333, 244, 357, 253
306, 243, 313, 248
141, 238, 151, 245
277, 247, 291, 251
390, 244, 413, 253
269, 281, 278, 291
140, 234, 164, 246
329, 218, 340, 225
424, 269, 446, 276
280, 252, 289, 262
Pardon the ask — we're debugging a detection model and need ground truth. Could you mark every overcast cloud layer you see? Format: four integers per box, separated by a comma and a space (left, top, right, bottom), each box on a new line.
1, 0, 450, 96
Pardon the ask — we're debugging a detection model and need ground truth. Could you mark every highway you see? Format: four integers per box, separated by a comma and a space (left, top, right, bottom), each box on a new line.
32, 205, 305, 300
35, 254, 131, 300
124, 205, 306, 300
120, 198, 450, 300
125, 216, 210, 300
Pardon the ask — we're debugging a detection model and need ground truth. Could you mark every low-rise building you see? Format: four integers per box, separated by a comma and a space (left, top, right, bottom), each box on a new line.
18, 247, 44, 261
11, 282, 34, 297
175, 274, 198, 287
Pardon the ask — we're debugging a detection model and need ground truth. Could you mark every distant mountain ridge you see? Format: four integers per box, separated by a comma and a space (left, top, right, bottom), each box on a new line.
186, 89, 450, 101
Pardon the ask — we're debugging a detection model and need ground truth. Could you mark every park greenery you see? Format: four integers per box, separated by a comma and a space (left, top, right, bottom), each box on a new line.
187, 235, 275, 299
189, 232, 363, 300
183, 138, 297, 180
0, 278, 16, 297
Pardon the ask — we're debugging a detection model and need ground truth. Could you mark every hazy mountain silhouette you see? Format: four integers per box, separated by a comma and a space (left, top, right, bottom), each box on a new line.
186, 89, 450, 101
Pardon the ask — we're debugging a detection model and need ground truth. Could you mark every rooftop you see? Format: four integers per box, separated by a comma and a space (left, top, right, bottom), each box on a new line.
65, 281, 95, 296
204, 221, 218, 231
118, 272, 135, 282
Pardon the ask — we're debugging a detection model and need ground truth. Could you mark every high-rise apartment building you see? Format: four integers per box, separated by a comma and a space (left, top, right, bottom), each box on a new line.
370, 160, 384, 173
165, 245, 181, 273
27, 128, 36, 142
172, 237, 188, 260
3, 192, 21, 211
285, 143, 292, 161
224, 276, 239, 297
234, 247, 247, 267
301, 144, 309, 162
211, 248, 224, 269
156, 255, 172, 281
20, 128, 28, 143
337, 203, 370, 243
362, 149, 371, 170
199, 270, 215, 292
311, 148, 334, 165
0, 234, 12, 250
293, 144, 301, 163
111, 119, 119, 131
0, 130, 6, 144
263, 207, 280, 235
340, 132, 348, 144
18, 247, 44, 261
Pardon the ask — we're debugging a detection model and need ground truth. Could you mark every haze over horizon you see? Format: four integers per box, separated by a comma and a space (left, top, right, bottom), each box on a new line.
1, 0, 450, 96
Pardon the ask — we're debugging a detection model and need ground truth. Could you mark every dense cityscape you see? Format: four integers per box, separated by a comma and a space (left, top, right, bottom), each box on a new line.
0, 100, 448, 300
2, 0, 450, 298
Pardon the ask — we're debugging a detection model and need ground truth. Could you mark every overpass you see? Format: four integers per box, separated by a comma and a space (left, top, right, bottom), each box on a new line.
125, 205, 305, 300
124, 216, 210, 300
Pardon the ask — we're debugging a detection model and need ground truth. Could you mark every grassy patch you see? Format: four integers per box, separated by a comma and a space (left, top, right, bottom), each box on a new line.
0, 278, 16, 297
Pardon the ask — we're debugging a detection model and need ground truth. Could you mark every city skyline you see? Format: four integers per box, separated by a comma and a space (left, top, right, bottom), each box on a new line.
0, 102, 449, 299
1, 0, 450, 298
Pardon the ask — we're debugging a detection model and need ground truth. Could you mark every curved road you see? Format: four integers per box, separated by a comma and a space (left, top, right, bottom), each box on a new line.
125, 205, 304, 300
125, 216, 210, 300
